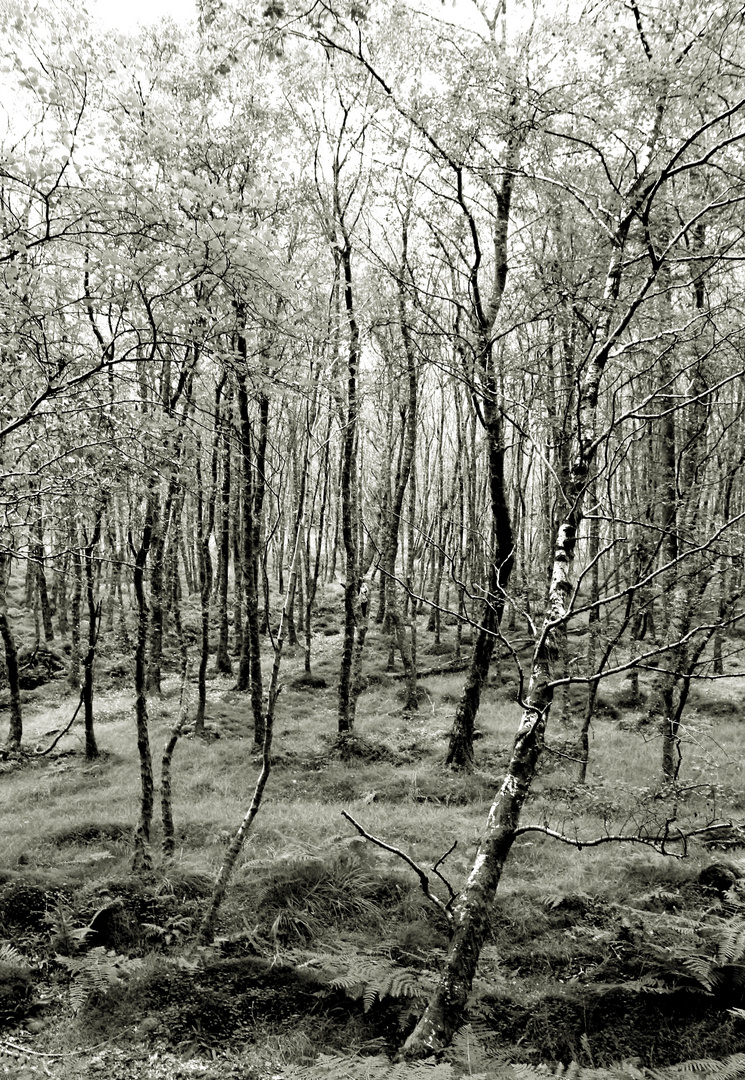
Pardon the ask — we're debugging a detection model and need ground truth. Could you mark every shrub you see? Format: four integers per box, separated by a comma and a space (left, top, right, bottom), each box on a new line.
0, 943, 33, 1025
255, 852, 401, 944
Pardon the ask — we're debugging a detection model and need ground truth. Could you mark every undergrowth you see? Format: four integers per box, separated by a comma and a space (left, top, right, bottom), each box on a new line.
0, 617, 744, 1077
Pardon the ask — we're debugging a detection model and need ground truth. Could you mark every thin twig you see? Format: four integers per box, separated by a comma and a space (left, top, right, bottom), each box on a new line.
431, 840, 458, 902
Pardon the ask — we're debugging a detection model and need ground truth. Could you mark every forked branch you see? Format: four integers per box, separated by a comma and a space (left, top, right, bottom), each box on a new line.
342, 810, 456, 927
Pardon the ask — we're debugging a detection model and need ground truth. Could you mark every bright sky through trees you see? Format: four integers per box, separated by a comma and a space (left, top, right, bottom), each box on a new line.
90, 0, 195, 29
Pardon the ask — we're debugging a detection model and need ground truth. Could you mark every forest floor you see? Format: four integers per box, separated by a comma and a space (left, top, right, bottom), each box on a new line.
1, 596, 745, 1079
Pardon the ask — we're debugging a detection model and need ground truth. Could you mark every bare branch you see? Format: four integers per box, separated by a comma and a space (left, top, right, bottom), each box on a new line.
342, 810, 454, 926
514, 821, 743, 858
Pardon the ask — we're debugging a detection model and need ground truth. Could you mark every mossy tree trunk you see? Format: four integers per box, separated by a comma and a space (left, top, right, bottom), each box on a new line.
336, 237, 362, 735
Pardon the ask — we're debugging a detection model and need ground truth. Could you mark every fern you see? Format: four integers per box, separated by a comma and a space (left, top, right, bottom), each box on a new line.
275, 1054, 455, 1080
510, 1054, 745, 1080
449, 1022, 512, 1075
629, 916, 745, 996
271, 1053, 745, 1080
0, 942, 28, 968
714, 923, 745, 966
309, 955, 432, 1012
656, 1054, 745, 1079
56, 946, 142, 1014
47, 901, 93, 955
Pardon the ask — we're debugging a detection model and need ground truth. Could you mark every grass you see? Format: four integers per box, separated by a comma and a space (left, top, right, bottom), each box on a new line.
1, 602, 745, 1077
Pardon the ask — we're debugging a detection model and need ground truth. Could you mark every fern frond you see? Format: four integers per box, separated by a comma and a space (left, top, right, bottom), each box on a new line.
0, 942, 28, 968
57, 946, 142, 1014
677, 955, 717, 992
302, 955, 430, 1012
661, 1053, 745, 1079
387, 1061, 454, 1080
387, 969, 426, 1000
449, 1022, 512, 1074
327, 972, 367, 993
714, 922, 745, 966
363, 981, 382, 1012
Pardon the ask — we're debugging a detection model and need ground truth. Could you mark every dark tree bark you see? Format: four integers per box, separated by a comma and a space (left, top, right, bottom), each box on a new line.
0, 556, 22, 752
132, 495, 156, 875
82, 509, 103, 761
161, 588, 190, 859
336, 237, 362, 735
68, 540, 82, 690
445, 137, 519, 769
304, 408, 331, 673
215, 385, 233, 675
236, 371, 268, 748
31, 500, 54, 643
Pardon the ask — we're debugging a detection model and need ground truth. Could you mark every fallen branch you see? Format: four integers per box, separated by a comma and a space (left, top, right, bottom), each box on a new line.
0, 1036, 112, 1058
35, 694, 83, 756
388, 654, 472, 681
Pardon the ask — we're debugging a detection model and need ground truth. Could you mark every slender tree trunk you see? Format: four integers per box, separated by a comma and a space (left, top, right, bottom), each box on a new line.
0, 556, 22, 752
196, 496, 305, 946
132, 497, 155, 875
337, 238, 362, 735
82, 510, 103, 761
161, 592, 190, 860
236, 375, 268, 747
447, 401, 514, 768
577, 482, 599, 784
57, 552, 69, 635
195, 383, 222, 734
304, 412, 331, 673
215, 387, 233, 675
69, 541, 82, 690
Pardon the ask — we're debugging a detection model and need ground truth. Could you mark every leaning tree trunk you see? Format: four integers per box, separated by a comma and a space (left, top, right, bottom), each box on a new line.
447, 401, 514, 768
405, 138, 655, 1051
445, 141, 519, 770
402, 523, 576, 1057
